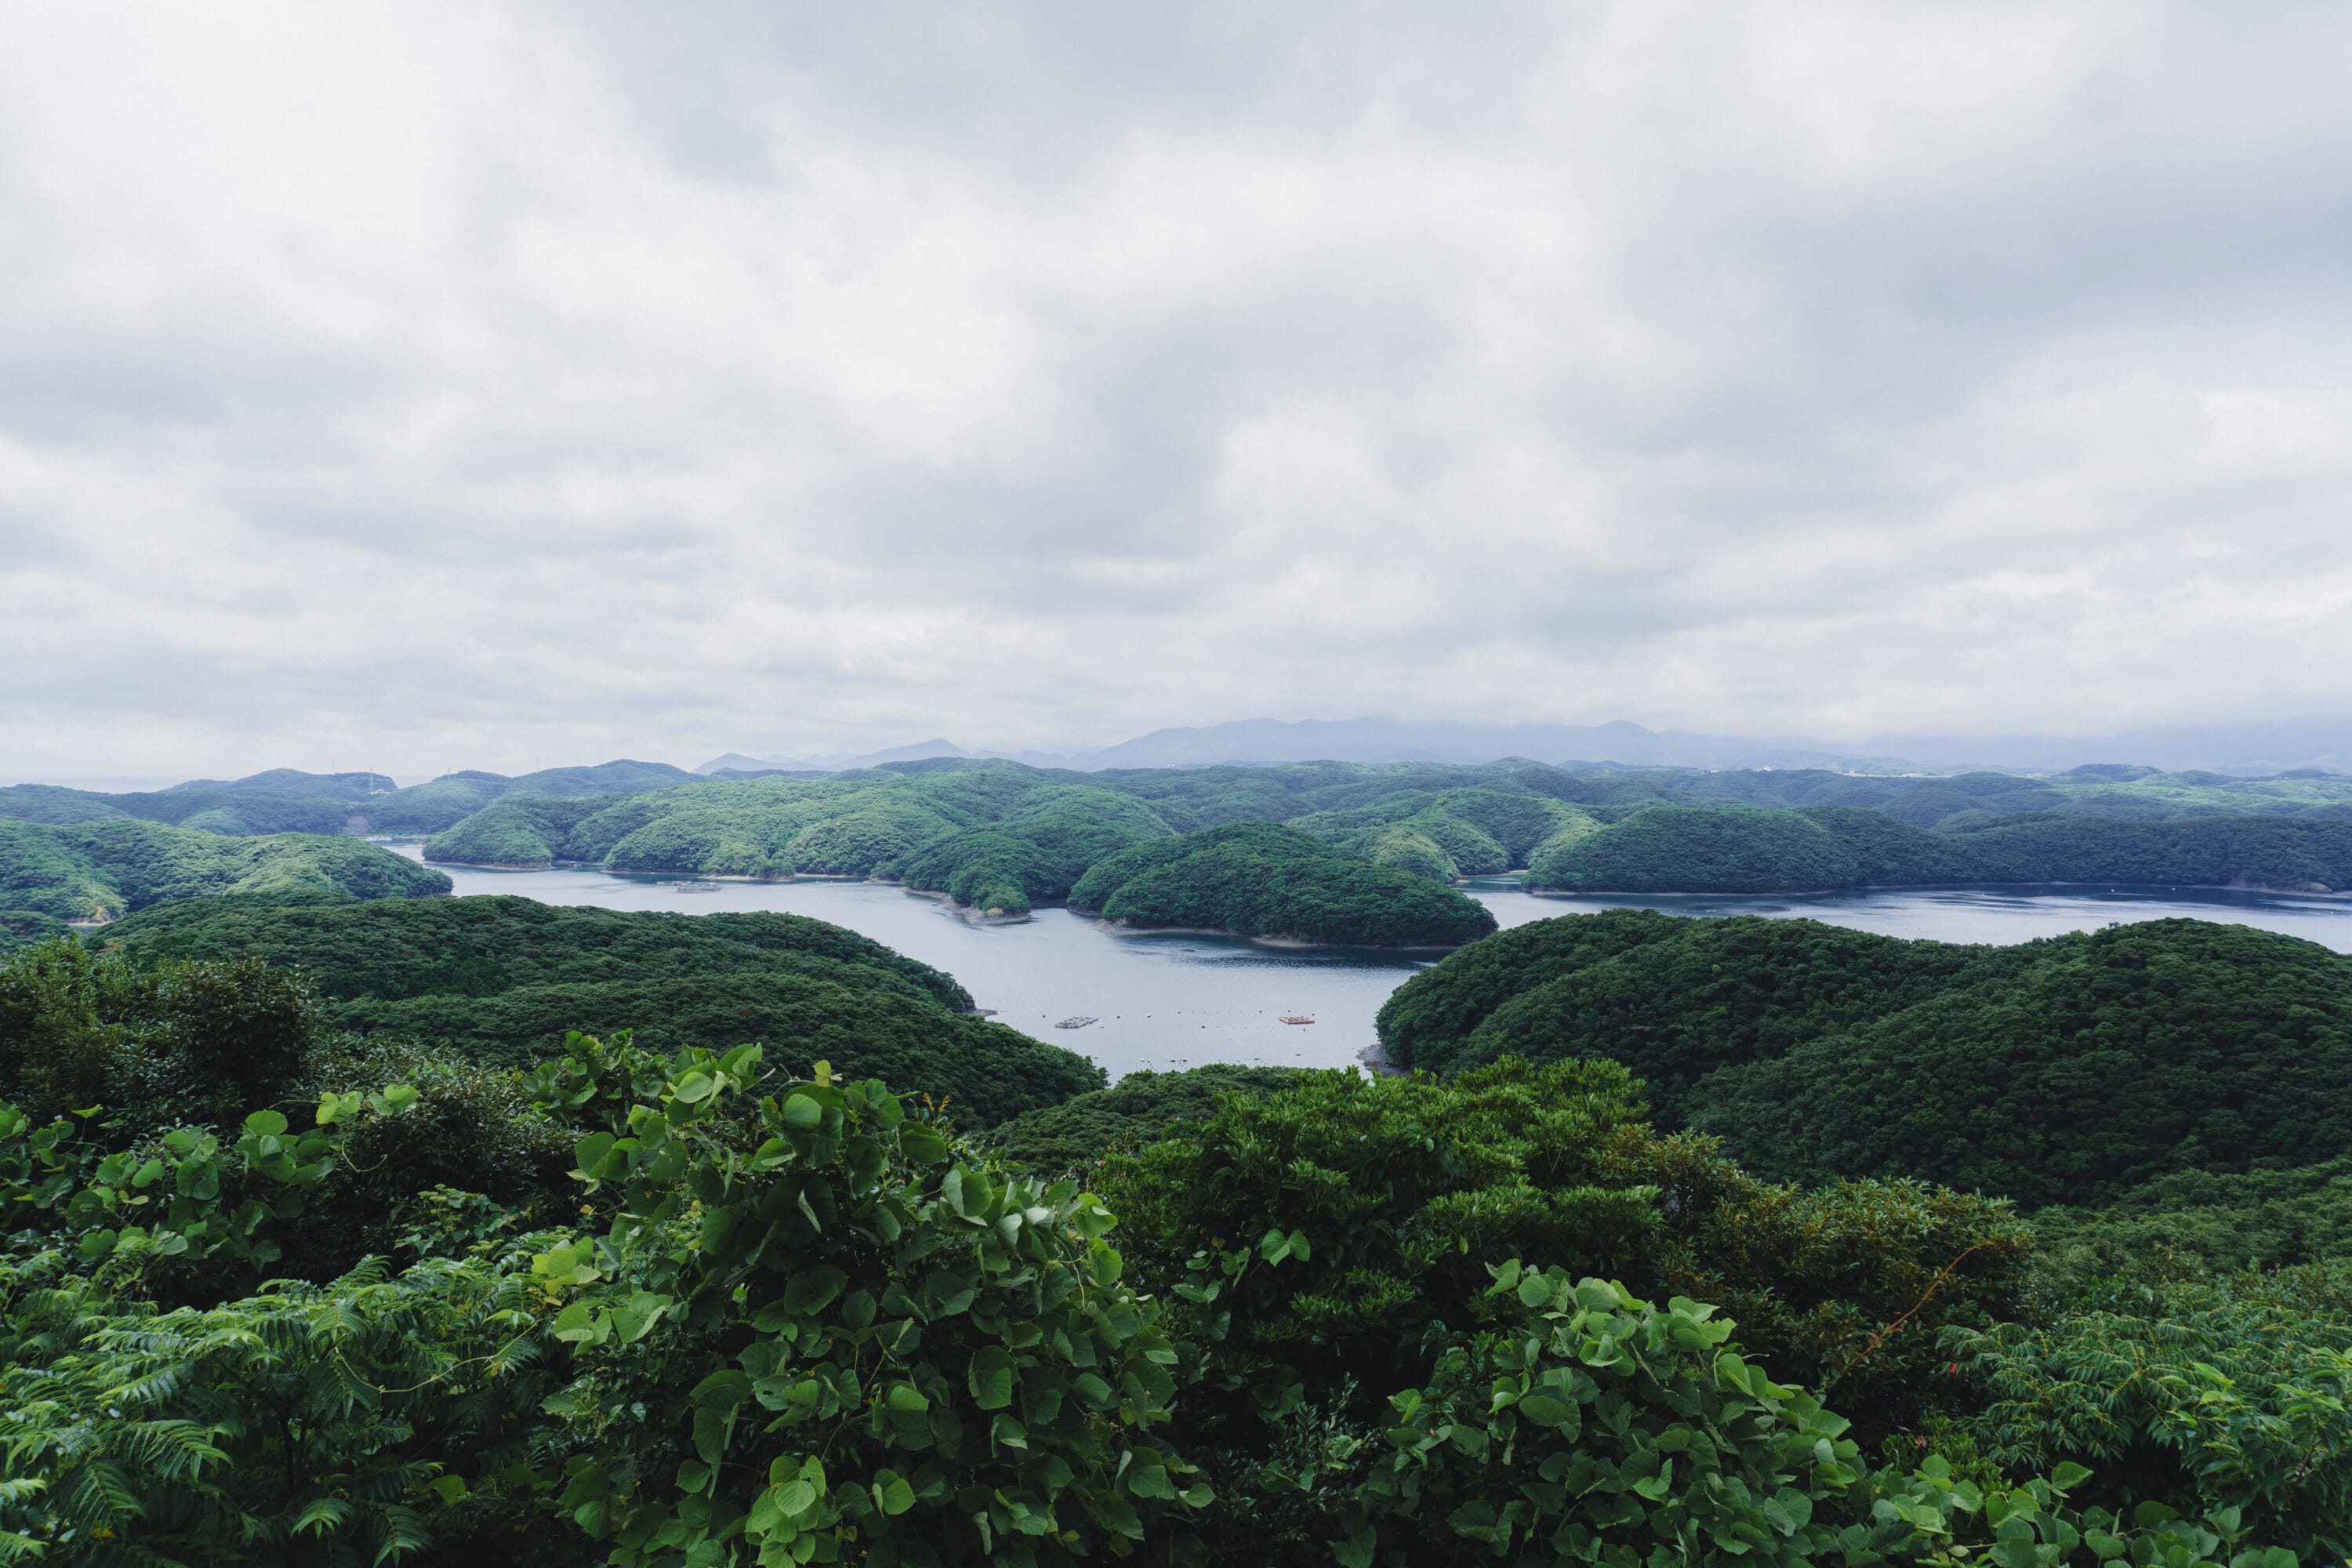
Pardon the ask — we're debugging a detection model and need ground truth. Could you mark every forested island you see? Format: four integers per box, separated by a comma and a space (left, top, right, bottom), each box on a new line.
0, 818, 450, 921
401, 755, 2352, 904
1067, 821, 1498, 946
9, 756, 2352, 924
3, 897, 2349, 1563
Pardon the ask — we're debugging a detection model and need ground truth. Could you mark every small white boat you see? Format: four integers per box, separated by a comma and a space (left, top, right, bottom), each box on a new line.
1056, 1016, 1098, 1029
1279, 1015, 1315, 1025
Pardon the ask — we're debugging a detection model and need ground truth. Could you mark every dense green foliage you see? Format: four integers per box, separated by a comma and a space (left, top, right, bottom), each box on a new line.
1284, 789, 1599, 882
91, 895, 1099, 1127
0, 819, 449, 921
1381, 913, 2352, 1210
896, 795, 1175, 916
0, 912, 68, 953
412, 793, 626, 866
528, 1030, 1211, 1568
384, 755, 2352, 916
0, 762, 703, 839
96, 891, 970, 1009
1095, 1062, 2030, 1451
1375, 911, 1979, 1116
2027, 1157, 2352, 1276
1526, 803, 2352, 894
1947, 1265, 2352, 1559
1070, 823, 1498, 946
982, 1065, 1300, 1173
0, 1246, 565, 1563
1338, 1271, 1875, 1567
0, 901, 2344, 1563
1690, 920, 2352, 1205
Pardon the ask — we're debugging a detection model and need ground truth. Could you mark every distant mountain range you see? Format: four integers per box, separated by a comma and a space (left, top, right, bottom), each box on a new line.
700, 715, 2352, 779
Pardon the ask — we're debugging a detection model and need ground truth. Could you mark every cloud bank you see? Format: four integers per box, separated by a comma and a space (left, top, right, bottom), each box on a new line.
5, 0, 2351, 777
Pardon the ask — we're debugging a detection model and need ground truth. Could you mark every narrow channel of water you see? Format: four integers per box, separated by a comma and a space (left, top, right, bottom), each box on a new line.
381, 848, 2352, 1083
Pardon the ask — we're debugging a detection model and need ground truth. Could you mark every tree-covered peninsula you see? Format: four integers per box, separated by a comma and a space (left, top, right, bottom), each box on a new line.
1378, 909, 2352, 1207
1525, 802, 2352, 894
1068, 821, 1499, 946
387, 753, 2352, 908
0, 759, 707, 839
0, 818, 449, 921
93, 892, 1098, 1126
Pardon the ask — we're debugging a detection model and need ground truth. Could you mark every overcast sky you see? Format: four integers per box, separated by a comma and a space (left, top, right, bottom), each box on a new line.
5, 1, 2351, 779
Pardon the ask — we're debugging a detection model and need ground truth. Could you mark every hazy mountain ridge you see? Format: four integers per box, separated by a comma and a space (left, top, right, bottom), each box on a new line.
702, 713, 2352, 778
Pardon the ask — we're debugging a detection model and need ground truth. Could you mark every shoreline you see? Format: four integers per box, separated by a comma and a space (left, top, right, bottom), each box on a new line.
1084, 913, 1471, 953
900, 887, 1033, 926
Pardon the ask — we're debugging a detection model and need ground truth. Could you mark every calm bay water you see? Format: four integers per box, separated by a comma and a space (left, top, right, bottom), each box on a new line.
382, 847, 2352, 1082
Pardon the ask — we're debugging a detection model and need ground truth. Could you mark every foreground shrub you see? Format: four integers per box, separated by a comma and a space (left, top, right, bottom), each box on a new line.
1947, 1264, 2352, 1561
520, 1029, 1214, 1567
0, 1246, 561, 1566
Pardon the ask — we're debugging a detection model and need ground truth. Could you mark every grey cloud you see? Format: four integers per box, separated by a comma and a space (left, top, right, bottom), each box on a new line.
5, 1, 2352, 779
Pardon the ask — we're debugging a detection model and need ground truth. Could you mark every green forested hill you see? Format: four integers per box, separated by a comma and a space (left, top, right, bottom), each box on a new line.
91, 893, 1098, 1126
1687, 918, 2352, 1206
93, 892, 971, 1009
416, 764, 1139, 879
1381, 911, 2352, 1208
893, 792, 1174, 916
1069, 821, 1499, 945
395, 756, 2352, 909
1525, 802, 2352, 894
0, 819, 450, 920
0, 761, 706, 840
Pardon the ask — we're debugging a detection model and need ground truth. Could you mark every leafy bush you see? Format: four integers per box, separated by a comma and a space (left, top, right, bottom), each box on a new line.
0, 938, 316, 1130
521, 1031, 1214, 1567
1097, 1061, 2027, 1448
1337, 1268, 1871, 1568
1947, 1265, 2352, 1559
0, 1247, 563, 1566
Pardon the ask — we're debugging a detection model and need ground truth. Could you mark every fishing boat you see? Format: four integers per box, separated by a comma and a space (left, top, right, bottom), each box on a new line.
1279, 1014, 1315, 1025
1056, 1016, 1098, 1029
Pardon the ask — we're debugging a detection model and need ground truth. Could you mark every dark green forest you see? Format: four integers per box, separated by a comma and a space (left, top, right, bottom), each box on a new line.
396, 757, 2352, 901
1378, 912, 2352, 1207
1068, 822, 1498, 946
1526, 804, 2352, 895
91, 893, 1099, 1128
13, 753, 2350, 907
0, 760, 705, 838
0, 818, 451, 921
3, 894, 2347, 1565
